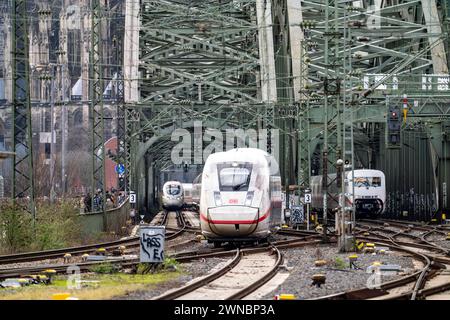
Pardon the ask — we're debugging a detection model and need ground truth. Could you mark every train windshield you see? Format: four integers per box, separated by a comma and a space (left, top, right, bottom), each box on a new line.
354, 177, 382, 188
218, 163, 252, 191
165, 184, 181, 195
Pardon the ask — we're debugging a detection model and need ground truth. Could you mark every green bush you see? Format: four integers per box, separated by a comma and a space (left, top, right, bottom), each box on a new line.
33, 201, 81, 251
0, 202, 33, 254
90, 262, 119, 274
0, 200, 82, 254
163, 257, 179, 269
334, 257, 347, 270
135, 259, 180, 274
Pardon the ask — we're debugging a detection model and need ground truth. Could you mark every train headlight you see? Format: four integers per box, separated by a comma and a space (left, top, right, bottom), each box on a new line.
245, 191, 254, 206
214, 192, 222, 206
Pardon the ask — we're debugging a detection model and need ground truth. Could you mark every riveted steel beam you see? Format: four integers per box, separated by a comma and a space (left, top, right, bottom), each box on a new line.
11, 0, 35, 218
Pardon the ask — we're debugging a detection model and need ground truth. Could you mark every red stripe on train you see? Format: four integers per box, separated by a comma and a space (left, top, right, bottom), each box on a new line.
200, 210, 270, 225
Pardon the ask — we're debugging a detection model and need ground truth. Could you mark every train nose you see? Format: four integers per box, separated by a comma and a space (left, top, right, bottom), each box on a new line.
205, 206, 261, 237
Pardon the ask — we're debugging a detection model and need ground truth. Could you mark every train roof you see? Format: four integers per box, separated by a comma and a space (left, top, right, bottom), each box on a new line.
311, 169, 385, 180
349, 169, 385, 176
163, 180, 183, 186
204, 148, 270, 165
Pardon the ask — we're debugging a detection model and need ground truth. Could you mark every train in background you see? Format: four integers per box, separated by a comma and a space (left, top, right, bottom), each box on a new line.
310, 169, 386, 217
180, 176, 202, 210
161, 181, 184, 210
192, 173, 202, 206
199, 148, 282, 246
182, 183, 202, 210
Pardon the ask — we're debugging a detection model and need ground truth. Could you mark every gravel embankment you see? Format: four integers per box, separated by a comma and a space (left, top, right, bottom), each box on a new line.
115, 257, 231, 300
261, 244, 417, 300
424, 232, 450, 249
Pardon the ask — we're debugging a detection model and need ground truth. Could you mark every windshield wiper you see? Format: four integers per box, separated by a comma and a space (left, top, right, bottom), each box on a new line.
232, 182, 248, 191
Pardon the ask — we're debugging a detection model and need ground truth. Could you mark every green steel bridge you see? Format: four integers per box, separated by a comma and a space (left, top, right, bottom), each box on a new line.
3, 0, 450, 249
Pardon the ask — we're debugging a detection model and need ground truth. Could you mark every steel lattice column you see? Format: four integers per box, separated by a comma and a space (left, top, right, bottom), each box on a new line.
297, 101, 310, 189
11, 0, 35, 218
114, 7, 127, 192
320, 0, 342, 239
90, 0, 106, 227
297, 36, 312, 191
125, 108, 140, 194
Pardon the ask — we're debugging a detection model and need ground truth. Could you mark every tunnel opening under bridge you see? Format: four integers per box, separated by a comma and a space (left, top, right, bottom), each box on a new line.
134, 120, 280, 217
308, 123, 439, 221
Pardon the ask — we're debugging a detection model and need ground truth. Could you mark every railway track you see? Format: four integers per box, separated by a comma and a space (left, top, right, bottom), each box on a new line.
154, 235, 326, 300
0, 237, 140, 266
154, 245, 283, 300
0, 211, 197, 269
313, 220, 450, 300
0, 235, 321, 281
165, 211, 187, 240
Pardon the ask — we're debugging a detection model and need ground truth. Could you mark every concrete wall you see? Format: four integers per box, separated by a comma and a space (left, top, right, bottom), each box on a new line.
79, 199, 130, 236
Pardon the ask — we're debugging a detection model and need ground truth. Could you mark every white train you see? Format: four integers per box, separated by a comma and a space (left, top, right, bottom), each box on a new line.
310, 169, 386, 217
182, 183, 194, 208
161, 181, 184, 210
200, 148, 282, 246
191, 174, 202, 210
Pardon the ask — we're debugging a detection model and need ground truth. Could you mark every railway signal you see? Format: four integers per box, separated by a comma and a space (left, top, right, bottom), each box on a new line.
387, 106, 402, 148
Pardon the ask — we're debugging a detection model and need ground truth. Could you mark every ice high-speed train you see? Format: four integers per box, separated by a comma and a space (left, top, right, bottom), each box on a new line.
182, 183, 194, 208
190, 174, 202, 211
199, 148, 282, 246
161, 181, 184, 210
310, 169, 386, 217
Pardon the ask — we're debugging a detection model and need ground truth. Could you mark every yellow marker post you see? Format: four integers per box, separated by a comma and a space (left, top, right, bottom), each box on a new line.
315, 260, 327, 267
356, 241, 365, 250
52, 293, 71, 300
349, 254, 358, 269
274, 294, 296, 300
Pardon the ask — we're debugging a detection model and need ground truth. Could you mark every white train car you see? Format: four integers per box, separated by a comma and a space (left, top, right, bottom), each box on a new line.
161, 181, 184, 210
182, 183, 194, 208
191, 174, 202, 210
310, 169, 386, 217
200, 148, 282, 246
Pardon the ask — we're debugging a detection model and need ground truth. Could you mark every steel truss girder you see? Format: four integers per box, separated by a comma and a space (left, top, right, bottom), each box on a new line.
115, 7, 127, 192
294, 0, 450, 231
125, 108, 140, 192
136, 0, 280, 182
11, 0, 35, 217
127, 102, 282, 171
302, 0, 447, 81
140, 0, 261, 106
299, 0, 450, 155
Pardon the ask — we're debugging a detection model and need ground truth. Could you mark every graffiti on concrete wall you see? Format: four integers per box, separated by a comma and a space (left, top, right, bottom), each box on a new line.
139, 225, 165, 263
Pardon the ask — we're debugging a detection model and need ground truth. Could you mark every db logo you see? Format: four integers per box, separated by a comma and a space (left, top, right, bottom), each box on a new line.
228, 199, 238, 204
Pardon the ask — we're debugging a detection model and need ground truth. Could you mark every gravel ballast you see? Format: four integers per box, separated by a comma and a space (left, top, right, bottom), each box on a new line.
115, 257, 230, 300
261, 243, 417, 300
